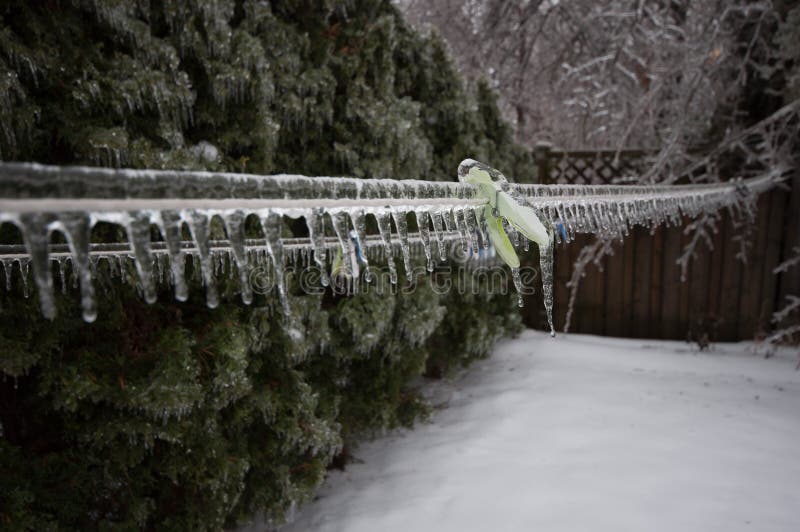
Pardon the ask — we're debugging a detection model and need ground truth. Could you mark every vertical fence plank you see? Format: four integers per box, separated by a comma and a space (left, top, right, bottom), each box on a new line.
760, 189, 788, 333
605, 239, 626, 337
554, 243, 571, 332
777, 174, 800, 313
580, 235, 602, 335
649, 227, 665, 338
622, 232, 637, 337
706, 213, 726, 339
633, 227, 653, 338
595, 253, 607, 335
688, 226, 711, 341
738, 194, 771, 339
718, 210, 744, 341
567, 237, 584, 333
660, 224, 683, 339
678, 220, 691, 340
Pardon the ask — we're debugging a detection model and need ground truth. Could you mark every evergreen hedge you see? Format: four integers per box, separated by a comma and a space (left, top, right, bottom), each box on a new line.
0, 1, 529, 528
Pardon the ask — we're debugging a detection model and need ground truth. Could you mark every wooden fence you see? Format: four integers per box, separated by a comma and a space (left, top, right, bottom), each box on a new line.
521, 145, 799, 342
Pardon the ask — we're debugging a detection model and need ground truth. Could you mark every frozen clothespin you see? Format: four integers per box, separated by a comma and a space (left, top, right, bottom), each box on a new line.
458, 159, 550, 268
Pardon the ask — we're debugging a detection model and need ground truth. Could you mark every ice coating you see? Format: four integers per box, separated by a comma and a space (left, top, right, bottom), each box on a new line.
0, 162, 776, 322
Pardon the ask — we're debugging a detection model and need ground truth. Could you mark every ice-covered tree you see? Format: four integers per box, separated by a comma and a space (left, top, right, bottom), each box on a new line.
0, 1, 526, 528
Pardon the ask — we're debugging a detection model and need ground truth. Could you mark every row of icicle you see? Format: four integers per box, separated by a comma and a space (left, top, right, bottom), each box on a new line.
0, 163, 775, 329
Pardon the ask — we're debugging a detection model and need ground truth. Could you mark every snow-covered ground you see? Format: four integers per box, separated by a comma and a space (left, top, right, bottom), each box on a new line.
265, 331, 800, 531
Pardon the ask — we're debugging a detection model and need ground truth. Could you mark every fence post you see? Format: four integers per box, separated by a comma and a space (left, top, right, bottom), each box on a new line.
534, 142, 552, 184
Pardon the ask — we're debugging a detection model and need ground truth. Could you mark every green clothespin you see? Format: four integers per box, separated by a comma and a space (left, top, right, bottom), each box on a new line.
458, 159, 549, 268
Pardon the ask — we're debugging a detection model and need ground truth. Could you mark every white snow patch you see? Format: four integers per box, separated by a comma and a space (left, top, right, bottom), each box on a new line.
191, 141, 219, 163
245, 331, 800, 532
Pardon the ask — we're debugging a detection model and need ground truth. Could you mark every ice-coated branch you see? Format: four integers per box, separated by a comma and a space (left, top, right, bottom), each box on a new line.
563, 238, 616, 333
774, 246, 800, 274
676, 213, 719, 282
773, 296, 800, 325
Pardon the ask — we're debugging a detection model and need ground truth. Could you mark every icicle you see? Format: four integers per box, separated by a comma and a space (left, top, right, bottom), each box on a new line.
158, 210, 188, 301
62, 213, 97, 322
538, 231, 555, 337
463, 207, 480, 256
430, 211, 447, 262
261, 212, 290, 316
510, 267, 524, 308
57, 258, 68, 294
376, 212, 398, 284
453, 208, 469, 253
443, 210, 453, 231
106, 255, 118, 278
306, 209, 330, 287
21, 262, 29, 298
125, 211, 158, 304
19, 213, 56, 319
351, 209, 372, 281
155, 253, 164, 284
475, 208, 489, 250
71, 258, 78, 289
118, 255, 128, 283
391, 210, 413, 281
331, 211, 354, 281
186, 211, 218, 308
2, 259, 12, 291
414, 211, 434, 272
223, 210, 252, 305
508, 223, 520, 248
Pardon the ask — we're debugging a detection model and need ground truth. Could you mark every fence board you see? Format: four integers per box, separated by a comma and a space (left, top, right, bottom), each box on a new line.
718, 211, 744, 341
633, 227, 653, 337
706, 214, 726, 338
688, 226, 711, 341
760, 189, 788, 332
777, 172, 800, 307
649, 227, 665, 338
554, 242, 571, 332
605, 239, 626, 337
738, 194, 771, 338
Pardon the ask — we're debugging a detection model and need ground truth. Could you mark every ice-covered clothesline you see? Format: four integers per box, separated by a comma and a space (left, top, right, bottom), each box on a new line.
0, 162, 776, 324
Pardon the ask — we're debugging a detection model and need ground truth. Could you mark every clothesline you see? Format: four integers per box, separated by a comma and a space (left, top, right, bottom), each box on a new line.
0, 162, 778, 323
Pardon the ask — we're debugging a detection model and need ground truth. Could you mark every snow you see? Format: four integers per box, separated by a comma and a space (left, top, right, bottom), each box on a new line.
275, 330, 800, 532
